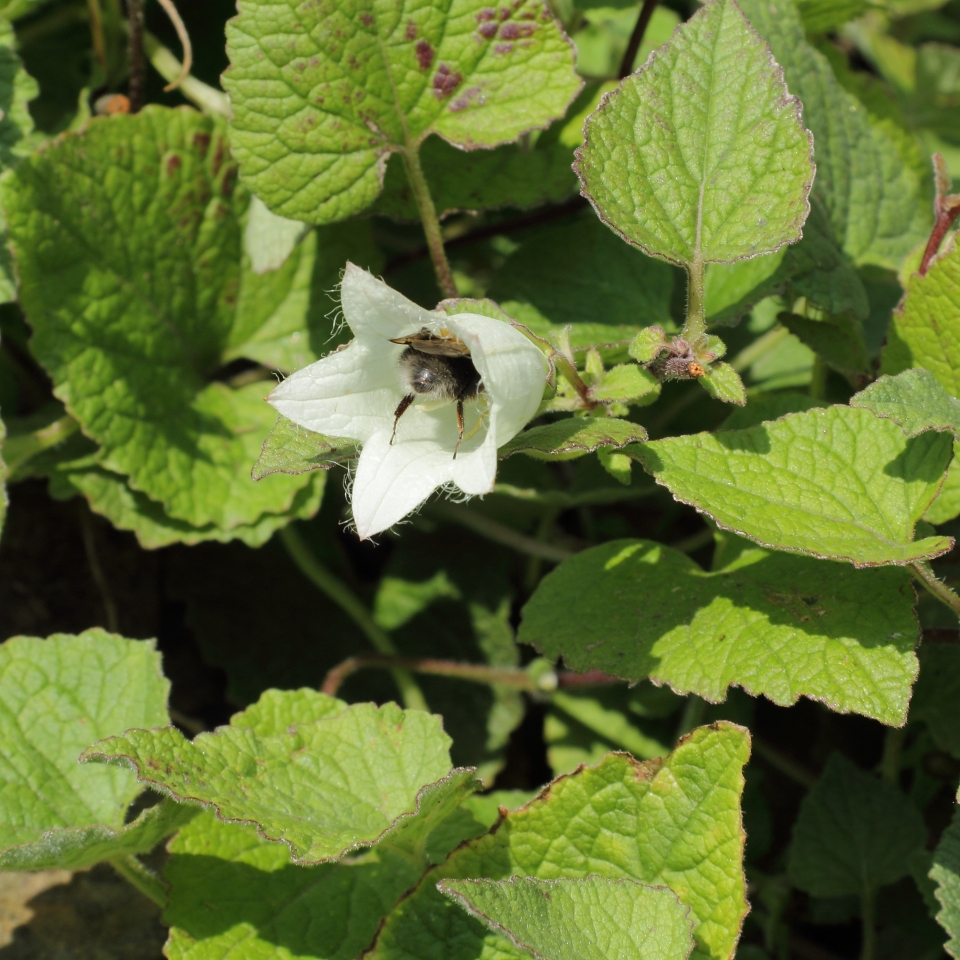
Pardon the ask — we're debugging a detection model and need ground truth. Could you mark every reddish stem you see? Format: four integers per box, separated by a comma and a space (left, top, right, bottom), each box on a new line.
919, 202, 960, 275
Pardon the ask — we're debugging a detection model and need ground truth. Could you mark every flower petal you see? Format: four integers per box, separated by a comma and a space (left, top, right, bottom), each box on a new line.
443, 313, 548, 445
351, 431, 459, 538
341, 263, 439, 345
268, 340, 399, 442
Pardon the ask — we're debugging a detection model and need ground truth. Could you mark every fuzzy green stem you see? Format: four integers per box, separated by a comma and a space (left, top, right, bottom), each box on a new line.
110, 855, 166, 909
4, 414, 79, 481
683, 258, 707, 342
279, 526, 428, 711
400, 147, 458, 299
879, 725, 906, 786
810, 355, 828, 400
912, 560, 960, 618
860, 886, 876, 960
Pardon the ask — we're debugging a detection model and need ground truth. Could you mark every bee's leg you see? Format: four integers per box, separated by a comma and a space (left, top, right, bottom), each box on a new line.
391, 395, 414, 445
453, 399, 465, 460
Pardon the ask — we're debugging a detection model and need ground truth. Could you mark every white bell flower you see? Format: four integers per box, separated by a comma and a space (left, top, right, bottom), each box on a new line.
268, 263, 549, 539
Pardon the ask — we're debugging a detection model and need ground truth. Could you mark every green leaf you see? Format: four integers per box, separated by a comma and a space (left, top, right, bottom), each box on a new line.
795, 0, 868, 33
883, 246, 960, 396
704, 199, 871, 328
374, 570, 462, 631
372, 81, 609, 219
223, 0, 582, 224
164, 810, 430, 960
229, 219, 381, 374
1, 107, 335, 538
576, 0, 814, 268
0, 630, 170, 860
499, 418, 648, 460
910, 645, 960, 759
698, 362, 746, 405
519, 539, 919, 725
720, 393, 826, 431
632, 405, 954, 567
736, 0, 931, 270
243, 194, 309, 274
252, 415, 358, 481
439, 877, 694, 960
0, 797, 197, 871
927, 447, 960, 525
778, 312, 871, 378
591, 364, 661, 404
0, 16, 38, 169
45, 445, 326, 549
81, 695, 479, 864
788, 753, 926, 897
932, 808, 960, 959
487, 215, 676, 336
852, 369, 960, 439
366, 723, 750, 960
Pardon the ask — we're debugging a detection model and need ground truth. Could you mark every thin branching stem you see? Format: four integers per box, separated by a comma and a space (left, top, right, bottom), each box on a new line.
155, 0, 193, 91
879, 725, 905, 786
279, 526, 428, 711
619, 0, 659, 78
143, 31, 230, 117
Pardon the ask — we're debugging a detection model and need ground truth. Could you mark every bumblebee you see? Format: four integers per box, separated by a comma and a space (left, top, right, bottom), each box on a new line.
389, 328, 483, 459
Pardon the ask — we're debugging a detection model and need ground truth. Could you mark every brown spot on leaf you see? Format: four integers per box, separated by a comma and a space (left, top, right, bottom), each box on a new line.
359, 11, 373, 25
478, 21, 497, 38
416, 39, 434, 70
476, 7, 496, 20
165, 154, 181, 175
499, 21, 535, 39
192, 132, 211, 157
405, 19, 417, 39
433, 63, 462, 97
450, 85, 483, 111
494, 41, 513, 54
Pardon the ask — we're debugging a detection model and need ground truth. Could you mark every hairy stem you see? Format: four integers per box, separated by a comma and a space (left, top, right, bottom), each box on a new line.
682, 257, 707, 342
125, 0, 145, 112
110, 855, 166, 909
912, 560, 960, 617
279, 526, 428, 711
619, 0, 659, 78
4, 414, 79, 481
879, 725, 906, 786
400, 147, 458, 298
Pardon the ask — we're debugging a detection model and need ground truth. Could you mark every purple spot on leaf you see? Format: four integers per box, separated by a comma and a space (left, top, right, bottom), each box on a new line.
416, 39, 434, 70
432, 63, 463, 97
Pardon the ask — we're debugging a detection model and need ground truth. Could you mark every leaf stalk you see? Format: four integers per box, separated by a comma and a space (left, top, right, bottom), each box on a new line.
400, 147, 458, 299
278, 526, 428, 711
682, 257, 707, 342
911, 560, 960, 618
619, 0, 659, 78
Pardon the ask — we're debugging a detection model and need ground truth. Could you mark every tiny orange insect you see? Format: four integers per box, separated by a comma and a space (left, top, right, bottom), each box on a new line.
687, 361, 706, 378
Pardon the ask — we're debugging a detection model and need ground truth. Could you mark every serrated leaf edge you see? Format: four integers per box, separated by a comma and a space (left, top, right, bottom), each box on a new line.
573, 0, 816, 269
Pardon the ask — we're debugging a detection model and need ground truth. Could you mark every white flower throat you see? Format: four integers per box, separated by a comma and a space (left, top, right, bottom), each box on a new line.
390, 327, 484, 459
